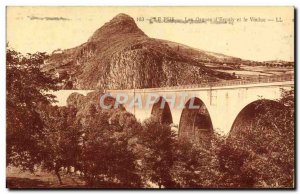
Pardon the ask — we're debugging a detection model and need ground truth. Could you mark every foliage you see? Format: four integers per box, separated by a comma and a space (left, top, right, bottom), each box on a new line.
171, 138, 219, 188
36, 104, 81, 184
218, 88, 294, 188
6, 48, 59, 171
79, 109, 142, 188
139, 117, 176, 188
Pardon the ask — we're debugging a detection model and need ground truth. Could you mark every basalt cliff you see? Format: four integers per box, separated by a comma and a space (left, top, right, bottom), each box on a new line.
44, 13, 240, 90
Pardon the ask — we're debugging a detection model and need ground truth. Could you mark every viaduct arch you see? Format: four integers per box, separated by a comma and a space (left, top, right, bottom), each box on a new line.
178, 97, 213, 143
229, 99, 285, 138
151, 96, 173, 125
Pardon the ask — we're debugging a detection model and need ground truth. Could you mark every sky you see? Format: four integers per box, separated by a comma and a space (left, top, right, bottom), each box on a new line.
6, 6, 294, 62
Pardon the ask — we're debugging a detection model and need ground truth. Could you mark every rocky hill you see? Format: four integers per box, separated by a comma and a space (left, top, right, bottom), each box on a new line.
44, 13, 240, 90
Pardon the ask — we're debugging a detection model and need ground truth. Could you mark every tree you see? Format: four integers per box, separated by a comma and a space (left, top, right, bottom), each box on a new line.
37, 104, 81, 184
78, 109, 142, 188
171, 135, 220, 188
139, 117, 176, 188
6, 48, 59, 171
217, 140, 257, 188
218, 88, 294, 188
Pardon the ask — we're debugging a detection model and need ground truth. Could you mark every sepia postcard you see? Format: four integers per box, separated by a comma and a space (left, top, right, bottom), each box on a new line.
6, 6, 295, 189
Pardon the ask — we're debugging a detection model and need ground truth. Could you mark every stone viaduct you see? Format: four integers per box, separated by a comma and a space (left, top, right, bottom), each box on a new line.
53, 74, 294, 138
105, 75, 294, 136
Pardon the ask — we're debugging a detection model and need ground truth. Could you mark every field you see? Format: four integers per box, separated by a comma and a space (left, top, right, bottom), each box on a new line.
215, 65, 293, 78
7, 167, 85, 189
